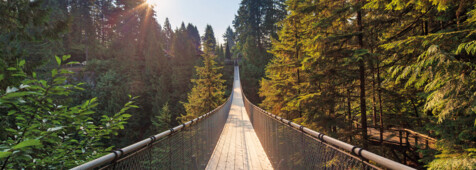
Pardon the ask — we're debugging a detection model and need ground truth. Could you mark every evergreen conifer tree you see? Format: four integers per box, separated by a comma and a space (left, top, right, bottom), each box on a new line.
182, 26, 225, 121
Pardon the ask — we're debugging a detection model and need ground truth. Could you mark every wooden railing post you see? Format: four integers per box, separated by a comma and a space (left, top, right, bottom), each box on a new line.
399, 130, 403, 146
405, 131, 409, 147
415, 136, 418, 148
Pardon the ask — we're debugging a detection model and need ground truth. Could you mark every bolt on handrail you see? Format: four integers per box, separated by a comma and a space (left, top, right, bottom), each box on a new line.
241, 89, 414, 170
72, 94, 233, 170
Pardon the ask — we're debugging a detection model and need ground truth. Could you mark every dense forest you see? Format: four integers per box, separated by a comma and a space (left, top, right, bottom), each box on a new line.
1, 0, 475, 169
232, 0, 475, 169
0, 0, 233, 168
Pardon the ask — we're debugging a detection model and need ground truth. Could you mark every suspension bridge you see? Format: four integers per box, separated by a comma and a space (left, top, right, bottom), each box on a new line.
73, 66, 414, 170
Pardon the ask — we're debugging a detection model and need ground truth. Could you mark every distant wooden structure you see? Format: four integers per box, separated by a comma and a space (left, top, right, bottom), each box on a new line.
354, 122, 437, 150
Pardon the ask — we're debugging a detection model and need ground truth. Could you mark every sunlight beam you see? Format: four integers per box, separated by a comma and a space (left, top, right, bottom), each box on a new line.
145, 0, 159, 7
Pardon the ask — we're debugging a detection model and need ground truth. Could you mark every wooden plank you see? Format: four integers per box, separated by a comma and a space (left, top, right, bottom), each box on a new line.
235, 107, 245, 170
242, 104, 272, 170
206, 112, 231, 169
215, 110, 233, 170
206, 70, 272, 170
225, 105, 237, 169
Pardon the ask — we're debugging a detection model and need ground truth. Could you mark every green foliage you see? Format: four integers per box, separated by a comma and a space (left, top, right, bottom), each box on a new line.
223, 26, 236, 56
260, 0, 307, 119
203, 25, 217, 50
1, 0, 208, 168
253, 0, 476, 168
152, 103, 173, 132
427, 149, 476, 169
182, 33, 226, 121
233, 0, 287, 103
0, 56, 136, 168
389, 45, 476, 124
0, 0, 68, 90
457, 40, 476, 56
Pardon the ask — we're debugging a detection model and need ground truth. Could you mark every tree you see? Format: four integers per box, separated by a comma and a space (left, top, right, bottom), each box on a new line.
223, 26, 235, 50
256, 0, 476, 168
163, 18, 174, 52
365, 0, 476, 167
202, 25, 217, 51
233, 0, 287, 103
259, 0, 305, 120
181, 34, 225, 121
0, 0, 68, 90
225, 42, 232, 59
0, 56, 136, 168
1, 1, 210, 168
152, 103, 173, 132
187, 23, 201, 50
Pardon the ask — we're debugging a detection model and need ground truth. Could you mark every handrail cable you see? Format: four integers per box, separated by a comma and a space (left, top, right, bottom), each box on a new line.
72, 93, 233, 170
241, 79, 414, 170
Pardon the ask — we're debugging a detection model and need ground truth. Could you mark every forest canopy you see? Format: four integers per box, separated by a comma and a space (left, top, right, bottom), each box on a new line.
1, 0, 475, 169
236, 0, 475, 168
0, 0, 230, 168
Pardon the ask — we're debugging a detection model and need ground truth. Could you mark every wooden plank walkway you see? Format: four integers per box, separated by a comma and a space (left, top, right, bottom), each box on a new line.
353, 121, 437, 149
354, 122, 436, 149
206, 67, 273, 170
366, 127, 436, 149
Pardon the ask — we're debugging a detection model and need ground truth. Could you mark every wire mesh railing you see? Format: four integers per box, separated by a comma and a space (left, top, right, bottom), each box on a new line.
242, 92, 414, 170
73, 93, 232, 170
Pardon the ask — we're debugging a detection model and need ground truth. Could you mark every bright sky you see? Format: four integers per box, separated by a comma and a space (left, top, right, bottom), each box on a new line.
151, 0, 241, 44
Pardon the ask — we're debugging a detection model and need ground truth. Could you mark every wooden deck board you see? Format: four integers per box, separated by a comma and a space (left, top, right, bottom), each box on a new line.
206, 67, 272, 170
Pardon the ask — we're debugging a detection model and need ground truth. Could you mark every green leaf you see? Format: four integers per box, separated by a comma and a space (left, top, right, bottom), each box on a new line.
62, 55, 71, 61
19, 60, 25, 67
7, 110, 16, 116
7, 67, 17, 71
55, 56, 61, 66
0, 74, 3, 81
0, 151, 12, 158
3, 91, 37, 99
52, 69, 58, 78
66, 61, 80, 65
13, 139, 41, 149
47, 126, 63, 132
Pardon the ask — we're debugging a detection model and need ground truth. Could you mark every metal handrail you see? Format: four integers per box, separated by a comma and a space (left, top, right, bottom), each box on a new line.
241, 92, 415, 170
72, 95, 232, 170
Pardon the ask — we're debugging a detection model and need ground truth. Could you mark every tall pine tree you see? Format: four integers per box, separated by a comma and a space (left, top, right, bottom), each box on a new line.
181, 25, 225, 121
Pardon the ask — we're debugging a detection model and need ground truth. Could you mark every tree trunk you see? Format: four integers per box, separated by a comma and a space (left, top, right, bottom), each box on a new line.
456, 0, 465, 29
356, 0, 368, 143
377, 60, 384, 143
372, 66, 377, 127
347, 88, 353, 142
293, 11, 302, 118
410, 98, 422, 127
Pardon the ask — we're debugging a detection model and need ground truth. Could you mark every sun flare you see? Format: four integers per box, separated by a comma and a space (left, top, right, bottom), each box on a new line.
145, 0, 159, 6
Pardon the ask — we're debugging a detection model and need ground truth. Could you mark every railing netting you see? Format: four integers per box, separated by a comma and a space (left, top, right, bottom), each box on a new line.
73, 94, 232, 170
242, 93, 382, 170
